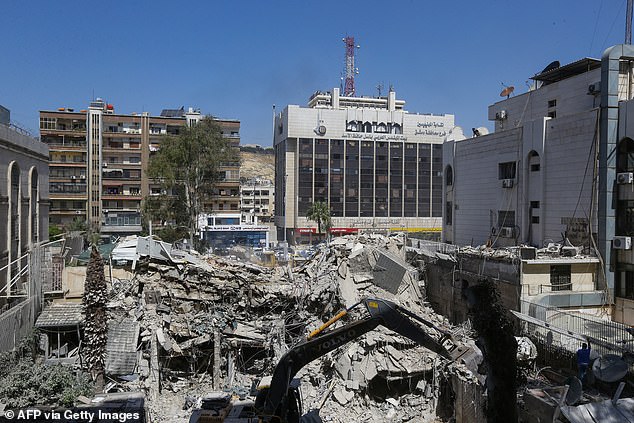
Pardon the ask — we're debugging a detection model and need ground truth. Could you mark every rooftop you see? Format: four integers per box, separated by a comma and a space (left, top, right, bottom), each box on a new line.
35, 302, 84, 328
530, 58, 600, 85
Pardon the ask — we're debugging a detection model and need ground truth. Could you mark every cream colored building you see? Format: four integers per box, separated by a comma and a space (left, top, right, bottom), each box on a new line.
274, 88, 455, 244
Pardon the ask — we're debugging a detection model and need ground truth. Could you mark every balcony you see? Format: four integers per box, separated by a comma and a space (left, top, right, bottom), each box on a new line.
101, 224, 142, 233
46, 142, 87, 150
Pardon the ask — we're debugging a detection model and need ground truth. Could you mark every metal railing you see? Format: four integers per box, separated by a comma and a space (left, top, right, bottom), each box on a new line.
408, 239, 459, 255
519, 298, 632, 357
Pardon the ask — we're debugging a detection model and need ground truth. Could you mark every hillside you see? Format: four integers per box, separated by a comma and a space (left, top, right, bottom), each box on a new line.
240, 150, 275, 182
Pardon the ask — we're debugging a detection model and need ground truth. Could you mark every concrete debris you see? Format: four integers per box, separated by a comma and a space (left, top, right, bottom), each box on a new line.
101, 233, 479, 423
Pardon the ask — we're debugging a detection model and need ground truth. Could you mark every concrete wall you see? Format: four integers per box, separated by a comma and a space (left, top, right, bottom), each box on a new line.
0, 123, 49, 302
520, 261, 597, 297
446, 108, 597, 248
0, 297, 38, 352
62, 266, 133, 298
488, 68, 600, 133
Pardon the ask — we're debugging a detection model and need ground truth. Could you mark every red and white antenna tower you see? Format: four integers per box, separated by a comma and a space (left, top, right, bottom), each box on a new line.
342, 36, 360, 96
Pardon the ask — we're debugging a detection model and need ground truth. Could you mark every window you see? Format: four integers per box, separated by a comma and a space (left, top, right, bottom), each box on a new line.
498, 210, 515, 227
530, 201, 540, 209
40, 117, 56, 129
498, 162, 516, 179
446, 201, 453, 225
550, 265, 571, 291
548, 99, 557, 108
445, 166, 453, 186
531, 216, 540, 224
531, 163, 540, 172
547, 111, 557, 118
129, 156, 140, 164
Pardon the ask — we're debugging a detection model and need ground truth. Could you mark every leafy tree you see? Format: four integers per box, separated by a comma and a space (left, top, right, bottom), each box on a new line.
306, 201, 331, 236
145, 117, 239, 246
66, 217, 88, 233
82, 245, 108, 391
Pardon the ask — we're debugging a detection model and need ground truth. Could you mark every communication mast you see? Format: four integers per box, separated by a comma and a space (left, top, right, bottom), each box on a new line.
342, 36, 360, 96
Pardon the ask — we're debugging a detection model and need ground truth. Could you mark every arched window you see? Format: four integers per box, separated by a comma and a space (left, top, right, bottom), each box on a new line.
363, 122, 372, 133
445, 165, 453, 186
375, 123, 387, 133
528, 150, 541, 172
346, 120, 360, 132
9, 162, 20, 244
29, 167, 39, 243
391, 123, 402, 134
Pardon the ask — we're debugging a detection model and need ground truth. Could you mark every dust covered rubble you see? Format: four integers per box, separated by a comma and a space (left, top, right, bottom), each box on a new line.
106, 233, 479, 422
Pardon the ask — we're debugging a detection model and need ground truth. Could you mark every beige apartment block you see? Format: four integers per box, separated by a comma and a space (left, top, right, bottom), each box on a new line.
40, 101, 240, 236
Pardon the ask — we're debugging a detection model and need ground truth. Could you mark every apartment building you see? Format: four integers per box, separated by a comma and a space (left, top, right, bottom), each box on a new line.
274, 88, 454, 244
40, 101, 240, 237
240, 178, 274, 224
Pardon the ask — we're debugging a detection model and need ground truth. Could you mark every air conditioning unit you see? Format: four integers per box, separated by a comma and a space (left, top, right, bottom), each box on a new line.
75, 210, 82, 215
70, 175, 76, 180
80, 175, 86, 179
502, 178, 514, 188
495, 110, 507, 120
614, 236, 632, 250
587, 82, 601, 95
499, 227, 515, 238
617, 172, 634, 184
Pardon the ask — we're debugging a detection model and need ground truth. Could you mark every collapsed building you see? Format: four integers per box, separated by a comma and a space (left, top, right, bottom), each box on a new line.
49, 234, 484, 422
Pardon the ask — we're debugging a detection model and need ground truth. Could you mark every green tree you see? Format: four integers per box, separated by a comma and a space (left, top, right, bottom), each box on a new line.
82, 246, 108, 391
306, 201, 331, 237
145, 117, 239, 246
48, 224, 63, 240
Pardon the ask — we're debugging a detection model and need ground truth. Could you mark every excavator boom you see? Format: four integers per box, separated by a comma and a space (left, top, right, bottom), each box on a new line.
258, 298, 476, 422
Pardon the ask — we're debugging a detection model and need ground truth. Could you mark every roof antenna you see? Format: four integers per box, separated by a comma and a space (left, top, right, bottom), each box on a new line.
376, 83, 384, 97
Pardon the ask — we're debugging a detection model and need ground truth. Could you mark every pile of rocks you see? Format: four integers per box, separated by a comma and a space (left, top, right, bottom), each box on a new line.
105, 233, 481, 422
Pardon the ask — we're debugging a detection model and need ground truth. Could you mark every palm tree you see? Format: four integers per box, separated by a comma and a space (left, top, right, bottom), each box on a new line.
306, 201, 331, 238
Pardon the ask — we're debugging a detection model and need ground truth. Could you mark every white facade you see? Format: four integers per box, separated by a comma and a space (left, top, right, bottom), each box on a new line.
275, 88, 455, 244
240, 179, 274, 223
444, 60, 602, 249
443, 50, 634, 325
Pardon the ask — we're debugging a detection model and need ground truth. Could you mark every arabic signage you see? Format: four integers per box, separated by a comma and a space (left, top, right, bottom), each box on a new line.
414, 121, 447, 137
341, 133, 407, 141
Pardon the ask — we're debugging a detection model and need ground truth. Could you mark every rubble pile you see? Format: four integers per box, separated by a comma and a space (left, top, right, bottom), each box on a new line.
105, 233, 480, 422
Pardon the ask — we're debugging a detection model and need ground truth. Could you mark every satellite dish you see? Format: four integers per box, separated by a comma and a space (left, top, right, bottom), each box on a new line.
500, 86, 515, 98
592, 354, 628, 383
540, 60, 560, 74
476, 127, 489, 136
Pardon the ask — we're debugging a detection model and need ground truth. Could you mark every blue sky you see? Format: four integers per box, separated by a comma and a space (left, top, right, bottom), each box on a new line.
0, 1, 628, 145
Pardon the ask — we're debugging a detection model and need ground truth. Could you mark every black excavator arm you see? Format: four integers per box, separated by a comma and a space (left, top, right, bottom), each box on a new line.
257, 298, 474, 422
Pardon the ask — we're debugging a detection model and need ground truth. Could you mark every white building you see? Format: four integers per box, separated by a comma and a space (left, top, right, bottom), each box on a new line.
240, 178, 274, 224
443, 46, 634, 325
274, 88, 455, 244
